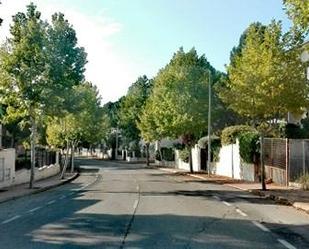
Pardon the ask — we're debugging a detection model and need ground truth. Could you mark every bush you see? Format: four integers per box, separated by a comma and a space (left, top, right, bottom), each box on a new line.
238, 132, 260, 163
15, 158, 31, 170
221, 125, 256, 145
155, 148, 175, 161
211, 139, 221, 162
161, 148, 175, 161
298, 173, 309, 190
179, 147, 190, 163
173, 142, 185, 150
155, 150, 161, 161
282, 123, 305, 139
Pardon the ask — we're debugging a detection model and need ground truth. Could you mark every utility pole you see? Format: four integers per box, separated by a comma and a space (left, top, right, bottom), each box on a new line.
260, 135, 266, 190
207, 70, 211, 176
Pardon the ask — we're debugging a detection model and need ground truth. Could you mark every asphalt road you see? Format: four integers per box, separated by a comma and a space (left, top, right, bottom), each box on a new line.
0, 158, 308, 249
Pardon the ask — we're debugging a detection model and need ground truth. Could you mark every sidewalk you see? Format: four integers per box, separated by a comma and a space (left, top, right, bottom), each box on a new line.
0, 172, 79, 204
227, 181, 309, 213
158, 167, 309, 214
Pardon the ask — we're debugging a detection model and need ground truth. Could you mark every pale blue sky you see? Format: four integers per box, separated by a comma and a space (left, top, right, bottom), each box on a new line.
0, 0, 291, 103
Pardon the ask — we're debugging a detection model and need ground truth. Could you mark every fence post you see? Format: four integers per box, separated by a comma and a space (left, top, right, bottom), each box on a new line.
285, 138, 289, 187
260, 135, 266, 190
303, 140, 306, 175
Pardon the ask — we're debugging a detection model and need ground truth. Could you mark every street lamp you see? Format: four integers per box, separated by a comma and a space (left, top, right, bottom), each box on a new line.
207, 69, 211, 176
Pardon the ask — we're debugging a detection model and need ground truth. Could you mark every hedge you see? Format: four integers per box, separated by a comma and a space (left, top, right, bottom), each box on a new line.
179, 147, 190, 163
155, 147, 175, 161
238, 131, 260, 163
221, 125, 256, 145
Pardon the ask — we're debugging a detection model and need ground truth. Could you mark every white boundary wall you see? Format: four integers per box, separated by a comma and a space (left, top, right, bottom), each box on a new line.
214, 141, 241, 179
0, 149, 60, 189
13, 164, 60, 186
175, 145, 200, 171
213, 140, 255, 181
0, 149, 16, 188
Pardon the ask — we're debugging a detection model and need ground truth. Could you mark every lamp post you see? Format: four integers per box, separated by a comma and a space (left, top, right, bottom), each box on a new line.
207, 69, 212, 176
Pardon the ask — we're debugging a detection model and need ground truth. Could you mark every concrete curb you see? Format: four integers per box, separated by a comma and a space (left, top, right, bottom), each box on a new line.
159, 168, 309, 214
225, 183, 293, 206
0, 172, 79, 204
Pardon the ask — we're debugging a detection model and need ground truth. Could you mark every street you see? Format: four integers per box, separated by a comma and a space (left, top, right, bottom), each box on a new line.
0, 158, 308, 249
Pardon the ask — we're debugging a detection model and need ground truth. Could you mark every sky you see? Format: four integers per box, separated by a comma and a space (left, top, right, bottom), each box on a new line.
0, 0, 292, 104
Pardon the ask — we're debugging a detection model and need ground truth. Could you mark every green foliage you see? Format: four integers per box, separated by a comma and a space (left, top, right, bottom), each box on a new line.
283, 123, 305, 139
47, 83, 108, 148
211, 139, 221, 162
221, 125, 256, 145
298, 173, 309, 190
161, 147, 175, 161
229, 22, 265, 67
179, 147, 190, 163
220, 21, 309, 127
138, 47, 217, 144
119, 75, 152, 142
238, 132, 260, 163
283, 0, 309, 35
173, 142, 185, 150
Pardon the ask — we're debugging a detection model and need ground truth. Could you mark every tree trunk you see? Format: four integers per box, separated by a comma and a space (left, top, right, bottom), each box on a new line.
60, 140, 70, 179
29, 116, 36, 189
71, 142, 75, 173
158, 140, 163, 161
146, 143, 150, 166
189, 147, 193, 173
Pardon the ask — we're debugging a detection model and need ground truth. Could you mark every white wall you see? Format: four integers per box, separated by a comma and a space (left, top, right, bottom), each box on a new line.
213, 140, 255, 181
13, 164, 60, 186
175, 145, 200, 171
0, 149, 16, 188
214, 141, 241, 179
0, 149, 61, 189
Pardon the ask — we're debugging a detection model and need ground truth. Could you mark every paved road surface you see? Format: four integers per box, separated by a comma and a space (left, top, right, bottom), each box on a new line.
0, 158, 308, 248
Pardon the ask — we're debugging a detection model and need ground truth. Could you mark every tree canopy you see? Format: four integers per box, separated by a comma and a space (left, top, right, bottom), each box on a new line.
138, 48, 217, 143
219, 20, 309, 129
118, 75, 153, 143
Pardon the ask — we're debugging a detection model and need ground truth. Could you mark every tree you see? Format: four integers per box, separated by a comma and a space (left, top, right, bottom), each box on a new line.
138, 47, 217, 172
229, 23, 266, 67
283, 0, 309, 35
44, 12, 87, 115
1, 3, 48, 188
47, 82, 108, 176
219, 21, 309, 130
1, 4, 87, 187
119, 75, 152, 142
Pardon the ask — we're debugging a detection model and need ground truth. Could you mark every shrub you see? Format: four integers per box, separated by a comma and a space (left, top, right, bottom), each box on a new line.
179, 147, 190, 163
221, 125, 256, 145
173, 142, 185, 150
238, 131, 260, 163
155, 150, 161, 161
211, 139, 221, 162
298, 173, 309, 190
161, 147, 175, 161
282, 123, 305, 139
15, 158, 31, 170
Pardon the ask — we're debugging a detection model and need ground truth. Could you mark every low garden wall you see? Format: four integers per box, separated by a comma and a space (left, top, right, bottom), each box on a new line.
213, 140, 255, 181
13, 163, 60, 186
0, 149, 16, 189
0, 149, 60, 189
